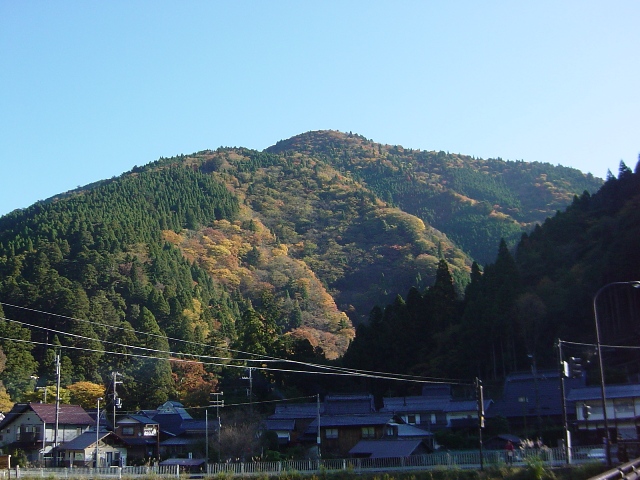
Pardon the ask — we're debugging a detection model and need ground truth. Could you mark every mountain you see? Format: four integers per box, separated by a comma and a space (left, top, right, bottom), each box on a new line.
0, 130, 604, 408
343, 159, 640, 392
267, 131, 602, 264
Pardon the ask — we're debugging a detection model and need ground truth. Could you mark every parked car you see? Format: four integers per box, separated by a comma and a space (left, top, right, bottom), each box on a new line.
587, 448, 606, 463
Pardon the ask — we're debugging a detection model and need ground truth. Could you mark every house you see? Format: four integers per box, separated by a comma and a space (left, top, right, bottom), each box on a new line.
306, 412, 399, 457
113, 414, 160, 463
265, 402, 324, 446
0, 403, 94, 466
381, 388, 491, 433
58, 429, 127, 467
567, 383, 640, 444
381, 395, 449, 430
138, 401, 209, 460
448, 399, 489, 429
488, 370, 584, 436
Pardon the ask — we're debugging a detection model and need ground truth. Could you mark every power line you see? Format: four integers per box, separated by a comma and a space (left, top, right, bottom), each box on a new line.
0, 302, 468, 385
0, 329, 466, 385
562, 339, 640, 350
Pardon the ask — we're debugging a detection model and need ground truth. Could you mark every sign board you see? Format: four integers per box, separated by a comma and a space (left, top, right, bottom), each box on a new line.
143, 425, 158, 436
0, 454, 11, 469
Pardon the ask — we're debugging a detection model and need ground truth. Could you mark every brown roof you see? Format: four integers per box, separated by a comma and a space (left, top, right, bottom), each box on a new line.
0, 403, 95, 428
31, 403, 94, 424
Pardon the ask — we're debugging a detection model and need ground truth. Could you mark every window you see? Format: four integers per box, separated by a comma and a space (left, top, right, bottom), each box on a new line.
122, 427, 134, 436
325, 428, 338, 439
361, 427, 375, 439
614, 400, 634, 415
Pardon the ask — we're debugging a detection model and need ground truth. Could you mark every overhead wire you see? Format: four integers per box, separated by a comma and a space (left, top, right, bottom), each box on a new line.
0, 326, 466, 384
0, 301, 468, 385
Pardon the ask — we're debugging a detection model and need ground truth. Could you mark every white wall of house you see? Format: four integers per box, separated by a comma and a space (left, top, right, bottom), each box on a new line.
575, 397, 640, 439
577, 398, 640, 422
446, 411, 478, 428
0, 412, 89, 449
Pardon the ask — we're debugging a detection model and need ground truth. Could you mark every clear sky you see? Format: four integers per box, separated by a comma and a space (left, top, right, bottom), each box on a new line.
1, 1, 638, 217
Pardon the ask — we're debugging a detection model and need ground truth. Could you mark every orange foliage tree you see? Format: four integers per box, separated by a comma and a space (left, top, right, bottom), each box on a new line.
171, 360, 218, 408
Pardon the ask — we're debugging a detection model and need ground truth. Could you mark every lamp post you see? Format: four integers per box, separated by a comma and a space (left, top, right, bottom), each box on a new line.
95, 397, 103, 469
593, 281, 640, 467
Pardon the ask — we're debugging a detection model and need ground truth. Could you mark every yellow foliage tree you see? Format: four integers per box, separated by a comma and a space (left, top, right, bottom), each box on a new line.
67, 381, 106, 410
0, 386, 14, 413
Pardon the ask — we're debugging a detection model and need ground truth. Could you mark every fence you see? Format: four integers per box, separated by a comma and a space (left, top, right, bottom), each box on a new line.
3, 446, 607, 479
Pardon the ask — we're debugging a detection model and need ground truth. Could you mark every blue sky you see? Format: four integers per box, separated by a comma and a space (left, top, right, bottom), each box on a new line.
1, 1, 638, 216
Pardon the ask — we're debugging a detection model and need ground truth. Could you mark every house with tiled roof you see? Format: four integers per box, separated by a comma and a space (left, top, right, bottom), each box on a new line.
58, 429, 127, 467
381, 388, 491, 432
113, 414, 160, 463
137, 401, 209, 460
306, 412, 399, 457
488, 370, 584, 436
381, 395, 450, 430
567, 383, 640, 444
266, 402, 323, 446
0, 403, 94, 466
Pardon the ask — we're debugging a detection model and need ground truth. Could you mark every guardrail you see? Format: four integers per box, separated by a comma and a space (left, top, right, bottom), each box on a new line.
1, 445, 611, 479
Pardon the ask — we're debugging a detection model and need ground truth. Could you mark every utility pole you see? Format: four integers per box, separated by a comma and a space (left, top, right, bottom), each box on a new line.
242, 368, 254, 415
210, 392, 224, 463
476, 378, 485, 471
54, 352, 61, 465
95, 397, 103, 468
111, 372, 123, 430
316, 394, 321, 460
557, 339, 571, 464
205, 409, 208, 466
529, 354, 541, 438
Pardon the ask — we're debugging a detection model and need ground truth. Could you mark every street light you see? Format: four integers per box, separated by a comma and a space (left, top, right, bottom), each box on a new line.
95, 397, 103, 469
593, 281, 640, 467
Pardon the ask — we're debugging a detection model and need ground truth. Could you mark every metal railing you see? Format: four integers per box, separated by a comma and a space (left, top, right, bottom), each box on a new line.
2, 445, 611, 479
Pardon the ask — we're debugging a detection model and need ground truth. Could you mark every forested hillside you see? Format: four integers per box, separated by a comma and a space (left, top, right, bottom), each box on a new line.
268, 131, 602, 264
0, 130, 606, 409
343, 160, 640, 396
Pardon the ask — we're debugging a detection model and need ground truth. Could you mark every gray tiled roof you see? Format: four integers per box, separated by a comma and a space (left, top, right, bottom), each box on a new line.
349, 439, 426, 458
122, 414, 158, 425
567, 384, 640, 401
324, 394, 375, 415
381, 396, 487, 414
382, 396, 451, 412
59, 431, 111, 450
306, 413, 394, 431
392, 423, 433, 437
271, 403, 322, 419
265, 419, 296, 431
